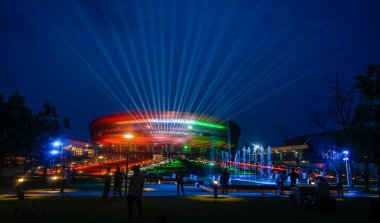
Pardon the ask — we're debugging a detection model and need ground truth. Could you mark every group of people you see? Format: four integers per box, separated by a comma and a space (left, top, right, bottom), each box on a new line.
175, 167, 230, 196
274, 168, 299, 195
101, 166, 126, 200
274, 168, 343, 198
48, 165, 77, 193
102, 165, 145, 222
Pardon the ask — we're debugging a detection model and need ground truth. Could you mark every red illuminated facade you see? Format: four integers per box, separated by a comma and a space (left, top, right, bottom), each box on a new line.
89, 111, 240, 151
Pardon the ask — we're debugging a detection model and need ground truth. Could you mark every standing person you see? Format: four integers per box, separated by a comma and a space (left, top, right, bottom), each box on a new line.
376, 170, 380, 194
275, 171, 281, 194
221, 168, 229, 195
317, 177, 330, 209
127, 165, 145, 223
336, 170, 344, 197
363, 170, 370, 192
42, 167, 48, 178
176, 168, 185, 196
279, 171, 286, 194
307, 169, 316, 185
102, 167, 112, 200
289, 168, 298, 187
275, 171, 285, 195
71, 167, 77, 183
60, 165, 69, 193
113, 166, 124, 199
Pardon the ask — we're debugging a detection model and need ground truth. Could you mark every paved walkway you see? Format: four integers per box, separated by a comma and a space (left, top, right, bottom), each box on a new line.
1, 183, 378, 199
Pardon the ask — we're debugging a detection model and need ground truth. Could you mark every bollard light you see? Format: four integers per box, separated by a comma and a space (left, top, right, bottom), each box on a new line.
17, 177, 25, 193
213, 180, 218, 198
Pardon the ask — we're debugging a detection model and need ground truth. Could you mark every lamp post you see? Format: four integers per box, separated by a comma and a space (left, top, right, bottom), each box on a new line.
343, 150, 352, 187
98, 156, 104, 177
124, 134, 134, 197
52, 140, 63, 162
50, 149, 59, 171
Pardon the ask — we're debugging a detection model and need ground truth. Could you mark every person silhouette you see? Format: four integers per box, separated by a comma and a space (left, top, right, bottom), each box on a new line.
60, 165, 69, 193
127, 165, 145, 222
113, 166, 124, 199
102, 167, 112, 200
336, 170, 344, 197
363, 170, 370, 192
220, 168, 229, 195
176, 168, 185, 196
289, 168, 298, 187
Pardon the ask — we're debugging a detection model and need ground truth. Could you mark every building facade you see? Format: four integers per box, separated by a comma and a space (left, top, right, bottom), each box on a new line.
89, 111, 240, 155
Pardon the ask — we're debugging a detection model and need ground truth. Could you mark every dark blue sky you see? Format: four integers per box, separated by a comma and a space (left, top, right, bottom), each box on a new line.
1, 0, 380, 146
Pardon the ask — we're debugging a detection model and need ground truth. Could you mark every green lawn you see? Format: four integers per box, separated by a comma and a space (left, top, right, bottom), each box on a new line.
0, 196, 374, 223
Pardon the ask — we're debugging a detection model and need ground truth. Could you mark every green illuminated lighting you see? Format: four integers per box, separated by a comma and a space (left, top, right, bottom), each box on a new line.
193, 120, 225, 129
116, 118, 226, 130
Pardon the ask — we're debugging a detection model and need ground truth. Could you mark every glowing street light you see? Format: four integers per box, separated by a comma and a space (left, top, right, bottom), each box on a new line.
342, 150, 352, 187
52, 140, 62, 147
17, 177, 24, 193
50, 150, 59, 155
98, 156, 104, 177
51, 139, 64, 167
123, 133, 134, 197
124, 134, 134, 139
50, 149, 60, 170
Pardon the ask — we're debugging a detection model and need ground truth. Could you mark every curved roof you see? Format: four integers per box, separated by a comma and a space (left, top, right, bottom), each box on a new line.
89, 111, 235, 147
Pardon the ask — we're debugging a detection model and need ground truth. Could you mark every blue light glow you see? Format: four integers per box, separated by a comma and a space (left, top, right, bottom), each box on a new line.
50, 150, 59, 155
52, 140, 62, 147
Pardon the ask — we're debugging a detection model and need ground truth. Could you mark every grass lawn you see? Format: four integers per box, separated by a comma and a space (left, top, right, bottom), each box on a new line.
0, 196, 374, 223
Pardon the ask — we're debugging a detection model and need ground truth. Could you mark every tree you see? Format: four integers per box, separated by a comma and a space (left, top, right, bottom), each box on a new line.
0, 92, 70, 176
308, 131, 346, 172
311, 73, 359, 187
326, 73, 359, 147
355, 65, 380, 169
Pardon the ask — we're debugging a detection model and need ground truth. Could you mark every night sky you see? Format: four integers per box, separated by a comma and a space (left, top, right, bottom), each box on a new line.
1, 0, 380, 146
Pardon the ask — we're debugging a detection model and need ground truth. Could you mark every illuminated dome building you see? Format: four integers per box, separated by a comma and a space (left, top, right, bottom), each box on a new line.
89, 111, 240, 155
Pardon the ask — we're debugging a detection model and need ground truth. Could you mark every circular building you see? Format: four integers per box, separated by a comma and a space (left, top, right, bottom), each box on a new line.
89, 111, 240, 151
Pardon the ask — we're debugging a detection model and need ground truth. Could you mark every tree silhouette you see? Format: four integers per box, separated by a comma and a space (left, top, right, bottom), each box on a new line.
355, 64, 380, 169
0, 92, 70, 176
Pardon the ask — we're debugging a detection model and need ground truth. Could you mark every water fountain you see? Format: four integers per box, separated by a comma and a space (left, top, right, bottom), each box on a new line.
253, 145, 258, 180
242, 146, 246, 179
267, 146, 272, 178
260, 146, 264, 179
234, 150, 240, 178
247, 147, 252, 180
229, 145, 276, 185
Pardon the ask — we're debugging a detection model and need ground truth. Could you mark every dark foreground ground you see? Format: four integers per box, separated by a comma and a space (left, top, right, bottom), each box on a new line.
0, 196, 376, 223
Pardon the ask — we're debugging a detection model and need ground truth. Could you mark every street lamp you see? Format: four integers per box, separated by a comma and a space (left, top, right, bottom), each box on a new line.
98, 156, 104, 177
50, 149, 60, 170
342, 150, 352, 187
52, 140, 63, 160
124, 134, 134, 197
